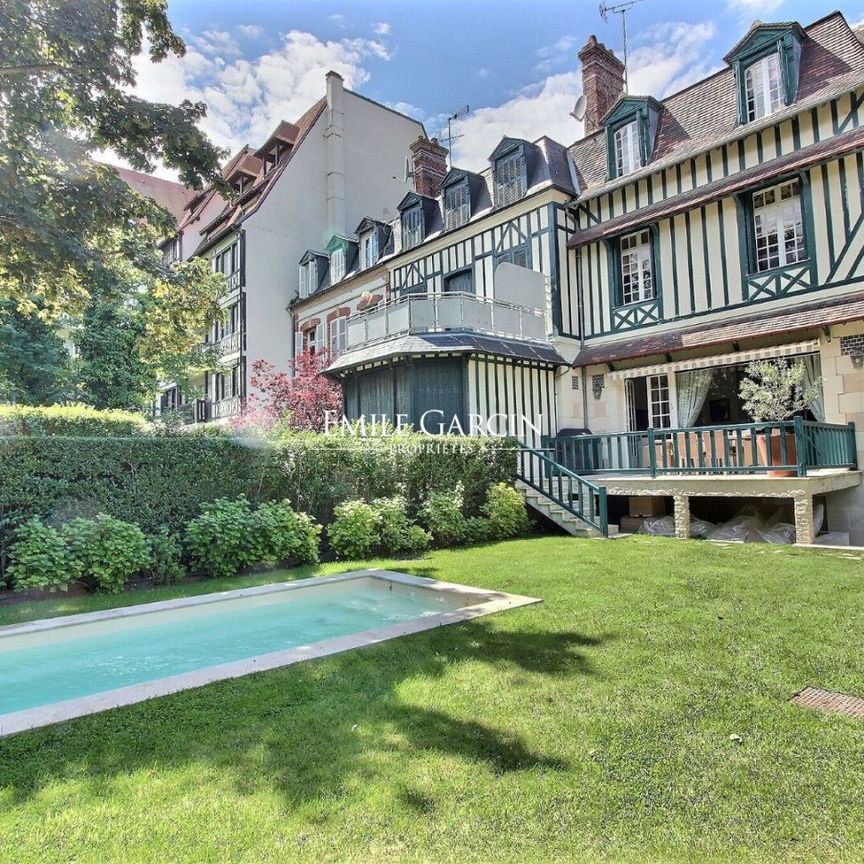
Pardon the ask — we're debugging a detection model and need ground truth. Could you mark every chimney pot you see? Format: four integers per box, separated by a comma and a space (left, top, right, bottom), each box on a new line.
578, 35, 625, 134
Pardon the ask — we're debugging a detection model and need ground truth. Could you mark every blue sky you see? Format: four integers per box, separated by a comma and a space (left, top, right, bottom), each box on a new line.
134, 0, 864, 173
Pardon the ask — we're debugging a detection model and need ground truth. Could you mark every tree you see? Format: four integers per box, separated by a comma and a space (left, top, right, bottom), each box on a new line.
0, 298, 72, 404
739, 359, 819, 423
74, 302, 156, 410
233, 352, 343, 434
0, 0, 227, 361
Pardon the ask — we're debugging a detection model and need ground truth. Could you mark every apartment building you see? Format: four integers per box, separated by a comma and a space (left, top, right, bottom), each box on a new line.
145, 72, 423, 421
296, 12, 864, 544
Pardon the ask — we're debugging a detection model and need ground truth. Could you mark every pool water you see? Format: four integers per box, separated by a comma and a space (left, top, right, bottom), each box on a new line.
0, 577, 468, 716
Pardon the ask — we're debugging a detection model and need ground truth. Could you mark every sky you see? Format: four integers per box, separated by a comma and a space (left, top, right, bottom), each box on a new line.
131, 0, 864, 176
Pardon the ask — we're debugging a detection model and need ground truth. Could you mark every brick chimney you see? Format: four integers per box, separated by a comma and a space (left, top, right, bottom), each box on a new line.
578, 35, 625, 134
409, 135, 448, 198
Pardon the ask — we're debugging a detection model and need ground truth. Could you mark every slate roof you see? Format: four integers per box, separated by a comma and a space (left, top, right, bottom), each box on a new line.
111, 165, 194, 222
568, 12, 864, 199
326, 332, 567, 375
571, 291, 864, 367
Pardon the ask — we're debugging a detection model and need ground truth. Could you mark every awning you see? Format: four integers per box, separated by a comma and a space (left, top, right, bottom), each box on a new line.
609, 339, 820, 380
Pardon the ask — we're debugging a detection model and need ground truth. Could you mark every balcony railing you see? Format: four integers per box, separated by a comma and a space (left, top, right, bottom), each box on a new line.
345, 291, 547, 351
543, 419, 858, 478
212, 396, 240, 420
224, 270, 241, 293
218, 330, 241, 356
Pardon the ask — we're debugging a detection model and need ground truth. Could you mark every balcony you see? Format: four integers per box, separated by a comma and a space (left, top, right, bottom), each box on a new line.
345, 291, 547, 351
211, 396, 240, 420
218, 330, 241, 356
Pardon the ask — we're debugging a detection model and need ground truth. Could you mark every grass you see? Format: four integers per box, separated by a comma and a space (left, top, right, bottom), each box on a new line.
1, 535, 864, 863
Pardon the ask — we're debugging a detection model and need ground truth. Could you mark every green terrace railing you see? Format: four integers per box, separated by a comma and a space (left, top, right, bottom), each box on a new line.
517, 446, 608, 536
542, 419, 857, 478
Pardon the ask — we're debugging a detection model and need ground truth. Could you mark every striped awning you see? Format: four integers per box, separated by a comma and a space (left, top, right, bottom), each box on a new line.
609, 339, 820, 381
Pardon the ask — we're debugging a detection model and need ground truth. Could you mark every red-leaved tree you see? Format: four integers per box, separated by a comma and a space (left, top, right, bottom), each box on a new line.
231, 350, 342, 433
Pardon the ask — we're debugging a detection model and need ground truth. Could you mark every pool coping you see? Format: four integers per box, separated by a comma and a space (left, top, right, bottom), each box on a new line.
0, 569, 539, 738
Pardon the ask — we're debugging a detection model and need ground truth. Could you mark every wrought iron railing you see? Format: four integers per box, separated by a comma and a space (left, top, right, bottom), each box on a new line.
517, 446, 608, 536
345, 291, 547, 350
542, 419, 857, 478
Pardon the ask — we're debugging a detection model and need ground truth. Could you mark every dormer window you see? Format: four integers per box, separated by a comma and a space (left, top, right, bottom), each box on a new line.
362, 232, 378, 268
402, 205, 423, 250
330, 248, 345, 283
744, 53, 783, 121
494, 150, 526, 206
444, 182, 470, 230
726, 23, 803, 126
614, 121, 640, 177
298, 256, 318, 298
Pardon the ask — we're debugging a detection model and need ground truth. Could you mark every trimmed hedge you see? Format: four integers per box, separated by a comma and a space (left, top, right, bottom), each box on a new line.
0, 433, 516, 569
0, 404, 148, 437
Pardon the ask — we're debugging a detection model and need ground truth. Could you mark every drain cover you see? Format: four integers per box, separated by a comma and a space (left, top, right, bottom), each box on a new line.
791, 687, 864, 719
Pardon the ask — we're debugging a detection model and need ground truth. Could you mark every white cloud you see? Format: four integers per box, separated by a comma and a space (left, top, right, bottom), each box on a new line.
534, 35, 580, 75
374, 22, 391, 36
130, 29, 393, 159
477, 67, 490, 78
329, 14, 347, 28
237, 24, 264, 40
726, 0, 784, 17
628, 21, 719, 96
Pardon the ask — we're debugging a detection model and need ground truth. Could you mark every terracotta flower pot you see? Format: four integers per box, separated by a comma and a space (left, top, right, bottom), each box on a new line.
755, 428, 797, 477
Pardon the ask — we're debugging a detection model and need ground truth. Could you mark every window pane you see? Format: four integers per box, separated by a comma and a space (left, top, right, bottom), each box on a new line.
615, 122, 640, 176
746, 53, 783, 121
648, 374, 671, 429
619, 230, 654, 304
752, 178, 804, 271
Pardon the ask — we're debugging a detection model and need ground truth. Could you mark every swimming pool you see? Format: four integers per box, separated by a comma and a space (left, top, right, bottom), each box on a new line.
0, 569, 538, 736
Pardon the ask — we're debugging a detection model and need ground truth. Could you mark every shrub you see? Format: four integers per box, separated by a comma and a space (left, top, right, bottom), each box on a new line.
147, 529, 186, 585
420, 484, 467, 547
328, 500, 380, 560
463, 516, 494, 544
6, 518, 81, 592
0, 404, 148, 437
482, 483, 532, 539
184, 496, 256, 579
403, 524, 432, 554
63, 514, 151, 593
251, 500, 321, 566
371, 496, 411, 555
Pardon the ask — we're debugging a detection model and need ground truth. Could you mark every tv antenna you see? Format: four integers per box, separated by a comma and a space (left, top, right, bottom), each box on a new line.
439, 105, 470, 169
599, 0, 644, 93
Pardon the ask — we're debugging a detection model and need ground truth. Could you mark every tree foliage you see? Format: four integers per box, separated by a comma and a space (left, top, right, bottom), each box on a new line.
0, 298, 72, 403
0, 0, 227, 370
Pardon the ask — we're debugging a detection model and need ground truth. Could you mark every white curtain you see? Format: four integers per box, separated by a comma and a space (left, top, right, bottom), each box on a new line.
802, 353, 825, 421
676, 369, 713, 427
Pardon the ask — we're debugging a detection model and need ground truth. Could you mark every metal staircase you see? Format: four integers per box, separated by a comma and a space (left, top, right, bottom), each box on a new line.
516, 447, 612, 538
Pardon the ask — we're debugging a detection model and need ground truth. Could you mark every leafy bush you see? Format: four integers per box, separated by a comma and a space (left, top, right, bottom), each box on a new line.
251, 500, 320, 565
420, 484, 467, 547
0, 434, 516, 558
63, 514, 151, 593
328, 500, 380, 560
482, 483, 531, 539
371, 496, 411, 555
184, 496, 256, 579
403, 524, 432, 554
6, 518, 81, 592
147, 529, 186, 585
739, 359, 819, 422
0, 404, 148, 436
463, 516, 494, 544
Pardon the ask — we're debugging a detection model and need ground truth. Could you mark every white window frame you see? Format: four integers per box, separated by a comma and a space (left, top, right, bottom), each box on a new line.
619, 229, 654, 305
330, 248, 345, 283
648, 374, 672, 429
362, 232, 378, 269
329, 316, 347, 357
752, 178, 806, 273
614, 121, 641, 177
744, 53, 783, 122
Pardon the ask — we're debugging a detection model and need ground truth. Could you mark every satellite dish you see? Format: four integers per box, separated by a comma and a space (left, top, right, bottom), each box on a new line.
570, 94, 587, 122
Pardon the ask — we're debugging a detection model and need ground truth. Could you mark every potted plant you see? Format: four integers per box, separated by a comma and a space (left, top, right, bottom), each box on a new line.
738, 359, 819, 476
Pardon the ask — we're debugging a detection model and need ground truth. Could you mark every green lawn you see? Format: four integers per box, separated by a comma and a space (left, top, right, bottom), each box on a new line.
2, 536, 864, 863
